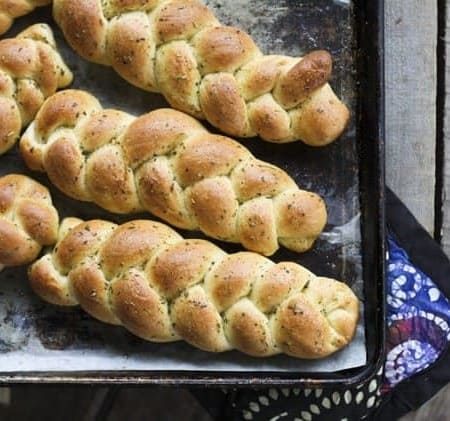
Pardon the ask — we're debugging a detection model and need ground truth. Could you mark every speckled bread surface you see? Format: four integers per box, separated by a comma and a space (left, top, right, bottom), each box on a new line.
53, 0, 349, 146
0, 173, 59, 268
0, 23, 72, 155
20, 89, 328, 256
0, 0, 51, 35
29, 217, 359, 359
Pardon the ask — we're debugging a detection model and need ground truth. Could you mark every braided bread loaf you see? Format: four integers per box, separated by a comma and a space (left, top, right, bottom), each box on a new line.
0, 0, 51, 35
53, 0, 349, 146
29, 217, 359, 359
0, 173, 59, 269
0, 23, 72, 155
20, 89, 328, 256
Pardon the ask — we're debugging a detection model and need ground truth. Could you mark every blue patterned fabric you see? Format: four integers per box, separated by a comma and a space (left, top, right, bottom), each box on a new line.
384, 234, 450, 390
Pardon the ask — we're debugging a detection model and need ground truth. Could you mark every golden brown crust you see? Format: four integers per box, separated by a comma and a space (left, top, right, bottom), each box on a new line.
85, 145, 142, 213
186, 177, 239, 241
174, 134, 248, 186
204, 252, 268, 313
290, 84, 351, 146
247, 95, 292, 142
54, 219, 116, 274
273, 51, 333, 109
0, 24, 73, 155
0, 0, 51, 35
274, 292, 335, 358
100, 220, 180, 277
275, 190, 328, 253
0, 97, 22, 155
149, 239, 222, 299
69, 260, 119, 324
193, 26, 259, 74
111, 269, 177, 342
237, 198, 278, 254
0, 219, 41, 266
28, 217, 359, 359
53, 0, 349, 145
199, 73, 251, 137
28, 254, 77, 306
79, 110, 133, 152
224, 299, 276, 357
108, 12, 156, 90
156, 0, 217, 44
172, 285, 230, 352
44, 137, 88, 201
21, 89, 328, 256
231, 160, 297, 202
136, 158, 195, 229
155, 42, 202, 118
0, 174, 59, 267
252, 262, 314, 313
122, 108, 204, 167
54, 0, 108, 64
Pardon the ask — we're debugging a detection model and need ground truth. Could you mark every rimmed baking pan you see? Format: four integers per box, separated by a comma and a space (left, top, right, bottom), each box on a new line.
0, 0, 385, 386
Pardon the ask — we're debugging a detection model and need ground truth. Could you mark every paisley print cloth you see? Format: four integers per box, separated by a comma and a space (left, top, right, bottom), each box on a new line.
384, 235, 450, 390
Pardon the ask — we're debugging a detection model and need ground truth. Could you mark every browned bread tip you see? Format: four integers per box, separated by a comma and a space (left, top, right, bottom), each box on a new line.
0, 0, 51, 35
0, 173, 59, 269
0, 23, 73, 155
29, 217, 359, 359
20, 89, 328, 256
53, 0, 350, 146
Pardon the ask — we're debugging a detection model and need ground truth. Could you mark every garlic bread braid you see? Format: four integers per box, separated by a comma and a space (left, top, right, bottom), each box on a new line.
53, 0, 349, 146
29, 217, 359, 359
21, 89, 328, 256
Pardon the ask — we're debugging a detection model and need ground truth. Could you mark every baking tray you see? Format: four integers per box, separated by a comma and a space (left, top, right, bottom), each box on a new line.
0, 0, 385, 386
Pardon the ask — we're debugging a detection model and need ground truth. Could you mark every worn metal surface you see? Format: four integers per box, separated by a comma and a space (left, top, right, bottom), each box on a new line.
0, 0, 369, 380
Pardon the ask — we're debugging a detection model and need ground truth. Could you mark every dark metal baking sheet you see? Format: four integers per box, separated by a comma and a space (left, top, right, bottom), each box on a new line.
0, 0, 385, 386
